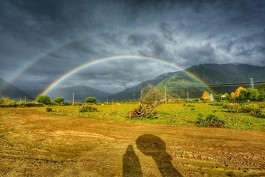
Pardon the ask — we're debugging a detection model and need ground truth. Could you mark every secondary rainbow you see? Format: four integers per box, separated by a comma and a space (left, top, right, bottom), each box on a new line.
40, 55, 214, 96
6, 32, 92, 85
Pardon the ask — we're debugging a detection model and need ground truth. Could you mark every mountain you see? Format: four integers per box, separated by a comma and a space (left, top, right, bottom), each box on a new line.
108, 63, 265, 100
0, 77, 31, 99
24, 89, 43, 99
47, 86, 110, 102
107, 72, 177, 101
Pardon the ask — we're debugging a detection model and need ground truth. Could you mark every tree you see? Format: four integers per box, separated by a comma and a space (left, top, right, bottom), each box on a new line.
128, 84, 165, 119
258, 91, 265, 101
238, 88, 259, 101
214, 94, 221, 102
238, 89, 248, 101
255, 84, 265, 92
235, 87, 245, 97
201, 91, 210, 101
248, 88, 259, 101
37, 95, 51, 104
53, 96, 64, 104
0, 97, 16, 106
255, 84, 265, 101
230, 92, 236, 102
86, 97, 96, 104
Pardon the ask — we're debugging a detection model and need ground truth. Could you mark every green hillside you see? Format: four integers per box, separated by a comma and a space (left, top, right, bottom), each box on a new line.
109, 63, 265, 100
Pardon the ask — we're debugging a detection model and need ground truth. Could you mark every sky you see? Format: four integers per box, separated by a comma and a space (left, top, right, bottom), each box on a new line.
0, 0, 264, 93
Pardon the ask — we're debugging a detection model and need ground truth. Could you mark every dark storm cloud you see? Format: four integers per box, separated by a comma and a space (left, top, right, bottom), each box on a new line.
127, 34, 146, 46
59, 59, 177, 93
0, 0, 265, 93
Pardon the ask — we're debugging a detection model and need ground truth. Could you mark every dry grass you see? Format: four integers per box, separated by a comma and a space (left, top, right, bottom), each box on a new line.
0, 107, 265, 176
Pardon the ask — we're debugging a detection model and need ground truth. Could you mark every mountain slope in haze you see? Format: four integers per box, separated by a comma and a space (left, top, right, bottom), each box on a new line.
47, 86, 110, 102
108, 63, 265, 100
0, 77, 30, 99
186, 63, 265, 84
107, 72, 177, 101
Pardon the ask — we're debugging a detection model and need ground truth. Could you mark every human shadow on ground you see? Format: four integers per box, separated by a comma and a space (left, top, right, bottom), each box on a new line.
123, 134, 182, 177
123, 145, 143, 177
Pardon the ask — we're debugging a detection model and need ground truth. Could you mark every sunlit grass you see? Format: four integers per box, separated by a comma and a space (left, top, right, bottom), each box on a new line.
33, 102, 265, 131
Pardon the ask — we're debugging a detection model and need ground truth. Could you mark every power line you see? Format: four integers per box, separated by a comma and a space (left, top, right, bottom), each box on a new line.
166, 81, 265, 88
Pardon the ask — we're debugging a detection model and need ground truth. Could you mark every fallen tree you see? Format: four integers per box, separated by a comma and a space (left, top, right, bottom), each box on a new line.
128, 84, 165, 119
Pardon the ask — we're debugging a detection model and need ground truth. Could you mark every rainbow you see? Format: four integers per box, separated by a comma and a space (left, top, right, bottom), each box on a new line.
40, 55, 214, 96
6, 33, 91, 85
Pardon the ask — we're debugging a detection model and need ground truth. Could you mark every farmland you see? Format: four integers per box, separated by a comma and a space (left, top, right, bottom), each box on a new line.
0, 102, 265, 176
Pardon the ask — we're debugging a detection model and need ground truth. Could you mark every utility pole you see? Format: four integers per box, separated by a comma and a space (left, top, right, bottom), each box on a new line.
72, 92, 75, 104
164, 85, 167, 104
140, 84, 143, 99
24, 96, 26, 102
107, 98, 108, 104
187, 91, 189, 99
250, 78, 254, 89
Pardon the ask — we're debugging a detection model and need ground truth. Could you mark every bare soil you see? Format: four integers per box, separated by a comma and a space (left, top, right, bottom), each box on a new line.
0, 109, 265, 177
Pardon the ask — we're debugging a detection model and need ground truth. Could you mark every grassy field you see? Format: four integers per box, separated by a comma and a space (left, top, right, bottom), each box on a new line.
36, 102, 265, 130
0, 102, 265, 176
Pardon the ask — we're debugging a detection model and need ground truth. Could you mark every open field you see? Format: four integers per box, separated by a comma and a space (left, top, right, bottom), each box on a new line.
1, 103, 265, 176
39, 102, 265, 130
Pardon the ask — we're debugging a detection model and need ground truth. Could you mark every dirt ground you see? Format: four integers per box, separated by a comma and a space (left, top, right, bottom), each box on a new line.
0, 109, 265, 177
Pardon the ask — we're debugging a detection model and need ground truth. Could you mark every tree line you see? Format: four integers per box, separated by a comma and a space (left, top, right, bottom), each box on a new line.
201, 84, 265, 102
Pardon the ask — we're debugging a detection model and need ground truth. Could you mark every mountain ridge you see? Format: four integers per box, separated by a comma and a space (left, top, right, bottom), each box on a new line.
108, 63, 265, 100
46, 86, 110, 102
0, 77, 31, 99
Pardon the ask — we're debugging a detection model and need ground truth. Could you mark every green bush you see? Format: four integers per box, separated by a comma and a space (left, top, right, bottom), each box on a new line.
46, 107, 53, 112
37, 95, 51, 105
85, 97, 96, 104
205, 114, 225, 127
184, 103, 195, 107
0, 97, 17, 106
53, 97, 64, 104
79, 105, 98, 112
212, 102, 223, 106
240, 104, 261, 114
195, 114, 225, 128
256, 113, 265, 118
195, 117, 206, 127
222, 103, 240, 113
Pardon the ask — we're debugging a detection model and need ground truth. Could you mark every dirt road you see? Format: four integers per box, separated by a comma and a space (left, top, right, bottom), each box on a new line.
0, 109, 265, 176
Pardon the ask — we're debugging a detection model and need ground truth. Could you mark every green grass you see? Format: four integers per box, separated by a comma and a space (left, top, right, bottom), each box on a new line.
34, 102, 265, 131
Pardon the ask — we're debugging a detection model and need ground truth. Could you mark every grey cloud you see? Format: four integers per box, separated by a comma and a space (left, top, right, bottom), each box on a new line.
148, 40, 167, 58
127, 34, 146, 46
0, 0, 265, 93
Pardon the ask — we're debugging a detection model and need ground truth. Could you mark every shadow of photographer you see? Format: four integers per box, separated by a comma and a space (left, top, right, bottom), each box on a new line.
123, 134, 182, 177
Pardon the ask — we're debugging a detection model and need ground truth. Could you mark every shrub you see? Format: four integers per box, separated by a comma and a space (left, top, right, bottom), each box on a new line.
37, 95, 51, 105
256, 113, 265, 118
222, 103, 240, 113
85, 97, 96, 104
53, 97, 64, 104
184, 103, 195, 107
195, 114, 225, 128
195, 117, 206, 127
240, 104, 261, 114
212, 102, 223, 106
79, 105, 98, 112
0, 97, 17, 106
205, 114, 225, 127
46, 107, 53, 112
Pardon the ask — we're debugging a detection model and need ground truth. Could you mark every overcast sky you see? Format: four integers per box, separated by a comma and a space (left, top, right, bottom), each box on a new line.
0, 0, 264, 93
